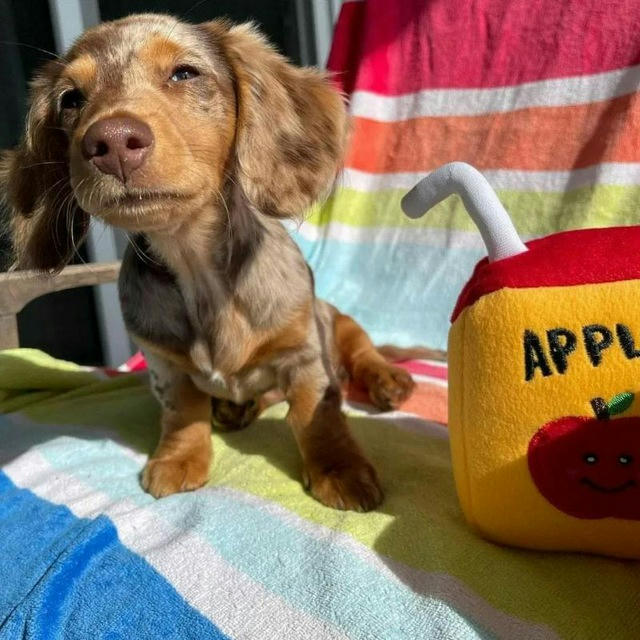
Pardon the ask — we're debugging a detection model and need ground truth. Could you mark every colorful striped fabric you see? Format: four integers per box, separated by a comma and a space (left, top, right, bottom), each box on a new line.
291, 0, 640, 350
1, 349, 639, 639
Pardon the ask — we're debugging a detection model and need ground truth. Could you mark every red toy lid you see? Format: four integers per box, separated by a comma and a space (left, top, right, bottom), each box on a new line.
452, 226, 640, 322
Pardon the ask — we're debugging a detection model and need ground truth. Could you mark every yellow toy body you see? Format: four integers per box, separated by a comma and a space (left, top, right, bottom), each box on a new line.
404, 163, 640, 558
450, 275, 640, 558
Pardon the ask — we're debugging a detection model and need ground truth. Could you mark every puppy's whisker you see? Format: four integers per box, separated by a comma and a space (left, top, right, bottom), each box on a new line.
35, 175, 68, 204
213, 185, 233, 251
128, 234, 162, 267
0, 41, 64, 61
65, 201, 83, 263
49, 187, 74, 257
18, 161, 65, 169
128, 237, 148, 265
158, 0, 212, 58
60, 182, 81, 247
180, 0, 213, 21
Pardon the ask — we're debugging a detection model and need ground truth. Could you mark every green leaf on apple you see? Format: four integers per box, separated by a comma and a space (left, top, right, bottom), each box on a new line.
608, 391, 634, 416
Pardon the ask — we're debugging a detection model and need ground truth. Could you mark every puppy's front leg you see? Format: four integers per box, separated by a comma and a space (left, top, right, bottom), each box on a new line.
285, 360, 383, 511
142, 354, 212, 498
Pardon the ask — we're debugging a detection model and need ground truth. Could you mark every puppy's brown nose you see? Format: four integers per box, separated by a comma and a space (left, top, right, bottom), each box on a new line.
82, 117, 153, 182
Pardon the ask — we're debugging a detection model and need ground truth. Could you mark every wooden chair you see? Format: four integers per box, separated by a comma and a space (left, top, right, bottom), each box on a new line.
0, 263, 120, 350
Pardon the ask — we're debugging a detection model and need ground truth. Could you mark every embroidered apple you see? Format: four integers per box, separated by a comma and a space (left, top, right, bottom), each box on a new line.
527, 392, 640, 519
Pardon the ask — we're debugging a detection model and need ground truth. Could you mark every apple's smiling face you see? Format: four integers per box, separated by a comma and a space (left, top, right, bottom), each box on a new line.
580, 447, 635, 494
528, 395, 640, 519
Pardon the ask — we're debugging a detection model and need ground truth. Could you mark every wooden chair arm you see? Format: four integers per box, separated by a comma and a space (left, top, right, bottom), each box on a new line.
0, 262, 121, 350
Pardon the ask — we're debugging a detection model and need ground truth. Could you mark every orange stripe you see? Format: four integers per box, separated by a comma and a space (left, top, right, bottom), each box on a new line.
346, 92, 640, 173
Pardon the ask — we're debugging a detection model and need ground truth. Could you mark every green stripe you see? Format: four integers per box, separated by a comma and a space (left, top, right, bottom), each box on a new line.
306, 185, 640, 236
0, 349, 98, 391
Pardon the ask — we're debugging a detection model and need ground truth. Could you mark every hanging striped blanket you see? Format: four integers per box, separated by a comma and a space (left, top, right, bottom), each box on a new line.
292, 0, 640, 351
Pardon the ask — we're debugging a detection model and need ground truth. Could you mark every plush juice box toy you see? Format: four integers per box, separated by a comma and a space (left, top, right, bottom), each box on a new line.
403, 162, 640, 559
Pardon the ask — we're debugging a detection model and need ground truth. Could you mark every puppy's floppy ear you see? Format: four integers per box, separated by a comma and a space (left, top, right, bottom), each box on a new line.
207, 20, 348, 219
1, 60, 89, 272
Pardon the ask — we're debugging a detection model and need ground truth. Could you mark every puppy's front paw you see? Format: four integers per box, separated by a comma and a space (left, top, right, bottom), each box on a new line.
142, 454, 210, 498
362, 362, 415, 411
304, 456, 383, 512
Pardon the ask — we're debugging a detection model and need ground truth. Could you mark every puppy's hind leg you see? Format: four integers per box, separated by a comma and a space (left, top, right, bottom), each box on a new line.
333, 312, 415, 411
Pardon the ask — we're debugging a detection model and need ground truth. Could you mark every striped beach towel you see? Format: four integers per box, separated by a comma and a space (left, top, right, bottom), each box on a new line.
292, 0, 640, 351
1, 349, 639, 639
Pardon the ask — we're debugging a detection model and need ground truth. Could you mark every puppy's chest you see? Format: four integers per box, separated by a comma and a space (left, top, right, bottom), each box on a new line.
184, 285, 284, 403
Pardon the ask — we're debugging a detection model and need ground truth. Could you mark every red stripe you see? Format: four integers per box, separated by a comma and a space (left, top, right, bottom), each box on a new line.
327, 1, 366, 97
328, 0, 640, 95
452, 226, 640, 322
124, 352, 147, 372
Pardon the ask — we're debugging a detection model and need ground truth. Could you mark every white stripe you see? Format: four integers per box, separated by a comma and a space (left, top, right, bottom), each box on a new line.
339, 164, 640, 193
3, 449, 348, 640
344, 402, 449, 435
0, 413, 147, 465
292, 220, 489, 250
350, 64, 640, 120
413, 358, 448, 368
408, 372, 448, 387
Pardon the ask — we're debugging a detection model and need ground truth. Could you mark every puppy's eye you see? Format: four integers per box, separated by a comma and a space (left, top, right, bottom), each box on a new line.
60, 88, 85, 110
170, 65, 200, 82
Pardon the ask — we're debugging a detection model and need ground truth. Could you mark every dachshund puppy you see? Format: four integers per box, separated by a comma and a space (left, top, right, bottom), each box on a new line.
1, 14, 417, 511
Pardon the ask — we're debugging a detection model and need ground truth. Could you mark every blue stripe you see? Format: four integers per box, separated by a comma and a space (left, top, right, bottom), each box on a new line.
0, 471, 229, 640
292, 232, 483, 350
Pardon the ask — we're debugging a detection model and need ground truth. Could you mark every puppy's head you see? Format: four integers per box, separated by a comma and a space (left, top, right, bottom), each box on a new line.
1, 14, 347, 271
